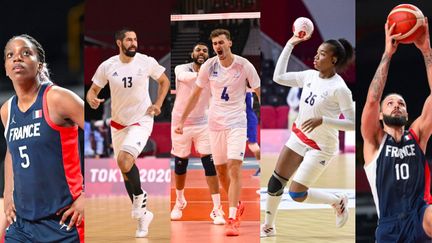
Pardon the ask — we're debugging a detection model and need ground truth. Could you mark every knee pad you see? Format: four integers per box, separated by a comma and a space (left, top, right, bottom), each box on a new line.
201, 155, 216, 176
267, 171, 288, 196
174, 157, 189, 175
288, 191, 308, 199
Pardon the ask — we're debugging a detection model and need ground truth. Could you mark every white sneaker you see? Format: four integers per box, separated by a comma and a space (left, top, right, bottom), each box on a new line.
170, 199, 187, 220
136, 210, 153, 238
210, 206, 226, 225
132, 192, 147, 219
332, 193, 349, 228
260, 224, 276, 237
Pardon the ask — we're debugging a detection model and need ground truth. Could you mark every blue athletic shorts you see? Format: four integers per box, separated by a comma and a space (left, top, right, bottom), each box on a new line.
6, 214, 83, 242
375, 205, 431, 243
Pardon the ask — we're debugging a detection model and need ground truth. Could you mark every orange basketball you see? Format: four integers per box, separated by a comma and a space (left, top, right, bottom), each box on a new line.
387, 4, 425, 44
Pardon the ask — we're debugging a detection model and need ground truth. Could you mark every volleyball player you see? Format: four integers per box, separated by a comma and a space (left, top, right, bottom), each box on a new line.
170, 42, 225, 224
175, 29, 261, 236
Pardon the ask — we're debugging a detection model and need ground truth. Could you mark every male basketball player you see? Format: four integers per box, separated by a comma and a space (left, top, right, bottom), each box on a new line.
170, 43, 225, 224
361, 21, 432, 242
175, 29, 261, 236
86, 28, 170, 238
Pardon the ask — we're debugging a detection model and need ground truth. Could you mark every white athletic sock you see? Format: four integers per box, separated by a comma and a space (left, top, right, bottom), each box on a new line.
211, 193, 221, 208
303, 189, 339, 204
176, 189, 185, 202
264, 194, 282, 226
229, 207, 237, 219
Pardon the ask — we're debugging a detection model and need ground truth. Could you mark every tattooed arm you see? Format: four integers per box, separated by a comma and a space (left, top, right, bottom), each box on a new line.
411, 18, 432, 151
361, 22, 400, 164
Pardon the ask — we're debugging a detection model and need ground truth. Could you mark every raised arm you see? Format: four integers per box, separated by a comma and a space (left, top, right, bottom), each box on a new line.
273, 35, 310, 87
361, 22, 400, 163
411, 18, 432, 151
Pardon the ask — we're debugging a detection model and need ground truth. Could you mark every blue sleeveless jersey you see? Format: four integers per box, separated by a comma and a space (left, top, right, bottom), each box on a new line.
365, 129, 431, 219
4, 83, 82, 221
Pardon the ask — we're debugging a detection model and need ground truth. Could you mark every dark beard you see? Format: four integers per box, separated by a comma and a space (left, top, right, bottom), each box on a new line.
122, 44, 137, 57
124, 49, 136, 57
192, 56, 205, 65
383, 114, 407, 127
192, 58, 201, 65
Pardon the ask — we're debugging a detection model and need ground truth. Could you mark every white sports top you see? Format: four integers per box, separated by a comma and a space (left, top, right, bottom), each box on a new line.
92, 53, 165, 125
196, 55, 260, 131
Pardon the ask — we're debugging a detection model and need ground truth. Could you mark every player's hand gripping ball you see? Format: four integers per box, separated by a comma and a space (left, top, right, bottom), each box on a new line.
387, 4, 425, 44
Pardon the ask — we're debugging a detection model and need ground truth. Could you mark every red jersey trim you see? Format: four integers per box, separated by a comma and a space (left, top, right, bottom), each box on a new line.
77, 220, 84, 242
425, 162, 432, 204
292, 123, 321, 150
110, 120, 140, 130
43, 85, 83, 200
408, 128, 420, 146
42, 85, 79, 132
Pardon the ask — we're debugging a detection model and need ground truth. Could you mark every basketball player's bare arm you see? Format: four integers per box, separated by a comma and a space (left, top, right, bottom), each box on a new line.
175, 85, 203, 134
147, 73, 170, 116
411, 18, 432, 150
47, 87, 85, 129
86, 83, 104, 110
0, 104, 16, 224
362, 22, 400, 163
3, 150, 15, 225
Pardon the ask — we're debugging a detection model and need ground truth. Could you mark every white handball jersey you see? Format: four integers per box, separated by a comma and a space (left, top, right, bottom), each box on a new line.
196, 55, 260, 131
172, 62, 210, 127
92, 53, 165, 125
294, 70, 353, 151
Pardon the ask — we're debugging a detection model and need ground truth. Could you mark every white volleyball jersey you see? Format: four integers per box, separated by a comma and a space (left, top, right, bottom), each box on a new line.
171, 62, 210, 127
92, 53, 165, 125
196, 55, 260, 131
293, 70, 353, 151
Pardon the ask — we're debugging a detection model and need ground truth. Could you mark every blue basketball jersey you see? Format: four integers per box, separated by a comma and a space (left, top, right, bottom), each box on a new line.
365, 129, 429, 219
4, 83, 83, 221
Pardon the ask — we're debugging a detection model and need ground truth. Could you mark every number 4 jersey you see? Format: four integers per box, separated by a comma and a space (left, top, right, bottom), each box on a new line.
196, 55, 260, 131
4, 83, 82, 221
364, 129, 431, 218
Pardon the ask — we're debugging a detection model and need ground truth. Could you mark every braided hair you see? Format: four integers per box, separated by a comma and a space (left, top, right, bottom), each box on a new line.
4, 34, 50, 82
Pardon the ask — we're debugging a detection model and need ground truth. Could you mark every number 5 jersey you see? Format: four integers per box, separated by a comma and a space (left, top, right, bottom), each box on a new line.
4, 83, 82, 221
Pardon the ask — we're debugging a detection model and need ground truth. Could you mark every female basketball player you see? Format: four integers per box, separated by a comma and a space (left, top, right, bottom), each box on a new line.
1, 35, 84, 242
261, 34, 355, 237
